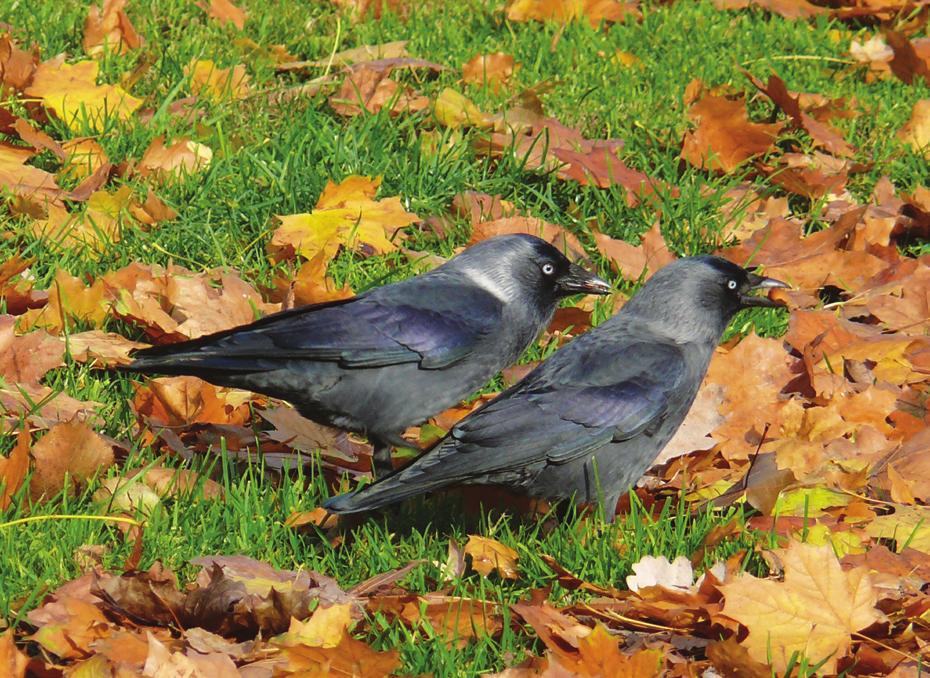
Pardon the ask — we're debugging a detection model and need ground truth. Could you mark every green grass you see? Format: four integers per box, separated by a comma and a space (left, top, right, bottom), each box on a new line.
2, 0, 928, 673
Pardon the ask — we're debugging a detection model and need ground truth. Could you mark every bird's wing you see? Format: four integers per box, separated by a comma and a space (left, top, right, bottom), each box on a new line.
131, 280, 504, 370
436, 340, 688, 471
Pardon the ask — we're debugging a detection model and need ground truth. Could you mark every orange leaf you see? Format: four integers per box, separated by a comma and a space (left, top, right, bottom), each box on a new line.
0, 430, 30, 510
29, 420, 115, 501
465, 535, 519, 579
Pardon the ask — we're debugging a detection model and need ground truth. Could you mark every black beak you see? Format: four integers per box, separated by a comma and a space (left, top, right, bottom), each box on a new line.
556, 264, 612, 296
740, 272, 790, 308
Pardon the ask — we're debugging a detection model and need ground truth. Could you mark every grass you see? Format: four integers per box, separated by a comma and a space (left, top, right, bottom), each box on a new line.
1, 0, 928, 673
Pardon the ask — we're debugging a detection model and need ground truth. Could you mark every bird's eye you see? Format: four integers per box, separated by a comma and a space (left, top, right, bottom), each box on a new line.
727, 279, 738, 291
541, 263, 556, 276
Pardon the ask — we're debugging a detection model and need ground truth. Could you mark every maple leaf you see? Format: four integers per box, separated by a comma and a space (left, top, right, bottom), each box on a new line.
713, 0, 827, 19
28, 595, 113, 660
137, 135, 213, 181
25, 57, 142, 131
0, 143, 65, 208
83, 0, 144, 58
269, 175, 418, 262
471, 215, 587, 261
0, 632, 27, 678
0, 314, 64, 384
186, 58, 250, 101
275, 604, 354, 648
506, 0, 641, 27
29, 420, 115, 501
681, 92, 782, 173
720, 540, 882, 673
897, 99, 930, 158
329, 64, 428, 117
0, 430, 29, 510
31, 186, 134, 255
866, 505, 930, 554
0, 35, 39, 92
465, 535, 520, 579
198, 0, 247, 29
60, 137, 110, 182
462, 52, 518, 92
132, 376, 255, 427
433, 87, 494, 128
593, 221, 674, 281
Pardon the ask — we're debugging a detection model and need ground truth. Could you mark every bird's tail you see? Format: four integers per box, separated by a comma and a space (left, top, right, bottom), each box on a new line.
323, 453, 453, 514
120, 337, 260, 376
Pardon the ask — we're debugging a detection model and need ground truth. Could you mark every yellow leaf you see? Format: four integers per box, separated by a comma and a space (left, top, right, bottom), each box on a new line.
794, 524, 865, 557
898, 99, 930, 158
773, 487, 851, 517
433, 88, 492, 129
720, 541, 881, 674
25, 58, 142, 131
269, 175, 418, 262
866, 505, 930, 554
464, 535, 519, 579
186, 58, 250, 102
277, 604, 354, 648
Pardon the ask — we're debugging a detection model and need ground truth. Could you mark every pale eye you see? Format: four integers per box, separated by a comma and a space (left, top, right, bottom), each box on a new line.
727, 279, 738, 290
542, 263, 556, 275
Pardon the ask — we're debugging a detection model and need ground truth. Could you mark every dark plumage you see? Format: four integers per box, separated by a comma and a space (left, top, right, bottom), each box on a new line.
124, 235, 610, 473
324, 255, 788, 518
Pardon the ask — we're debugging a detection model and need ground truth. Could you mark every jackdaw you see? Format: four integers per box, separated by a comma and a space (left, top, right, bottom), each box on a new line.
324, 255, 788, 517
125, 234, 611, 474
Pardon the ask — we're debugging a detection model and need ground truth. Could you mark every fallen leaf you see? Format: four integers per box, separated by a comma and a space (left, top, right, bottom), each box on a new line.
465, 535, 519, 579
506, 0, 641, 27
0, 143, 65, 209
471, 215, 586, 261
186, 58, 250, 102
720, 540, 882, 673
198, 0, 247, 29
25, 57, 143, 131
0, 631, 27, 678
133, 376, 255, 427
269, 175, 418, 262
681, 92, 782, 173
462, 52, 518, 92
626, 554, 695, 592
83, 0, 143, 58
137, 136, 213, 181
0, 430, 30, 510
29, 420, 115, 500
593, 221, 674, 280
0, 315, 64, 383
897, 99, 930, 157
275, 604, 354, 648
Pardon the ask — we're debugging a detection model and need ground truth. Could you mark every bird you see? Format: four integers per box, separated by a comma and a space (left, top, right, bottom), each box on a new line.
124, 234, 611, 475
324, 255, 788, 518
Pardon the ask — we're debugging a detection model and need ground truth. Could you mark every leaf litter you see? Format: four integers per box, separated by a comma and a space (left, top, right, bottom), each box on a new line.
2, 0, 930, 675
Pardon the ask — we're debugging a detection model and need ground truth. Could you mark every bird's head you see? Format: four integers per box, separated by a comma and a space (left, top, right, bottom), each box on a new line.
622, 255, 789, 341
454, 234, 611, 304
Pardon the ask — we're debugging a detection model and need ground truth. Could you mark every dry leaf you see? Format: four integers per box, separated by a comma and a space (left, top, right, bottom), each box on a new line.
25, 57, 142, 131
0, 430, 30, 510
137, 136, 213, 181
29, 420, 115, 501
186, 59, 250, 101
198, 0, 247, 29
720, 540, 882, 673
462, 53, 518, 92
269, 175, 418, 262
897, 99, 930, 157
681, 92, 782, 173
83, 0, 143, 57
465, 535, 519, 579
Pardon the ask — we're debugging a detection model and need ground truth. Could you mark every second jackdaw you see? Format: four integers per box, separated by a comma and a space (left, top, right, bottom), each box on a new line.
324, 255, 788, 517
125, 234, 610, 474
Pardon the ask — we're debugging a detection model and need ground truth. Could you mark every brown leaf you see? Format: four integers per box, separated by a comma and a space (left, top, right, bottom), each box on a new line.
471, 215, 587, 262
0, 315, 64, 383
720, 541, 882, 673
897, 98, 930, 157
885, 29, 930, 87
83, 0, 144, 58
0, 631, 27, 678
30, 420, 115, 500
259, 405, 368, 463
0, 35, 39, 92
706, 636, 770, 678
465, 535, 519, 579
506, 0, 641, 27
68, 330, 148, 366
713, 0, 827, 19
278, 632, 401, 676
137, 136, 212, 181
593, 221, 674, 281
462, 52, 518, 92
748, 72, 855, 157
132, 376, 255, 427
329, 64, 428, 117
0, 142, 65, 210
681, 92, 782, 173
28, 595, 112, 659
198, 0, 247, 29
12, 116, 65, 160
0, 430, 30, 511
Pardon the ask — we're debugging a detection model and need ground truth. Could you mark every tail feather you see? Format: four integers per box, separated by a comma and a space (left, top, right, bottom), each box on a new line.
323, 460, 453, 514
